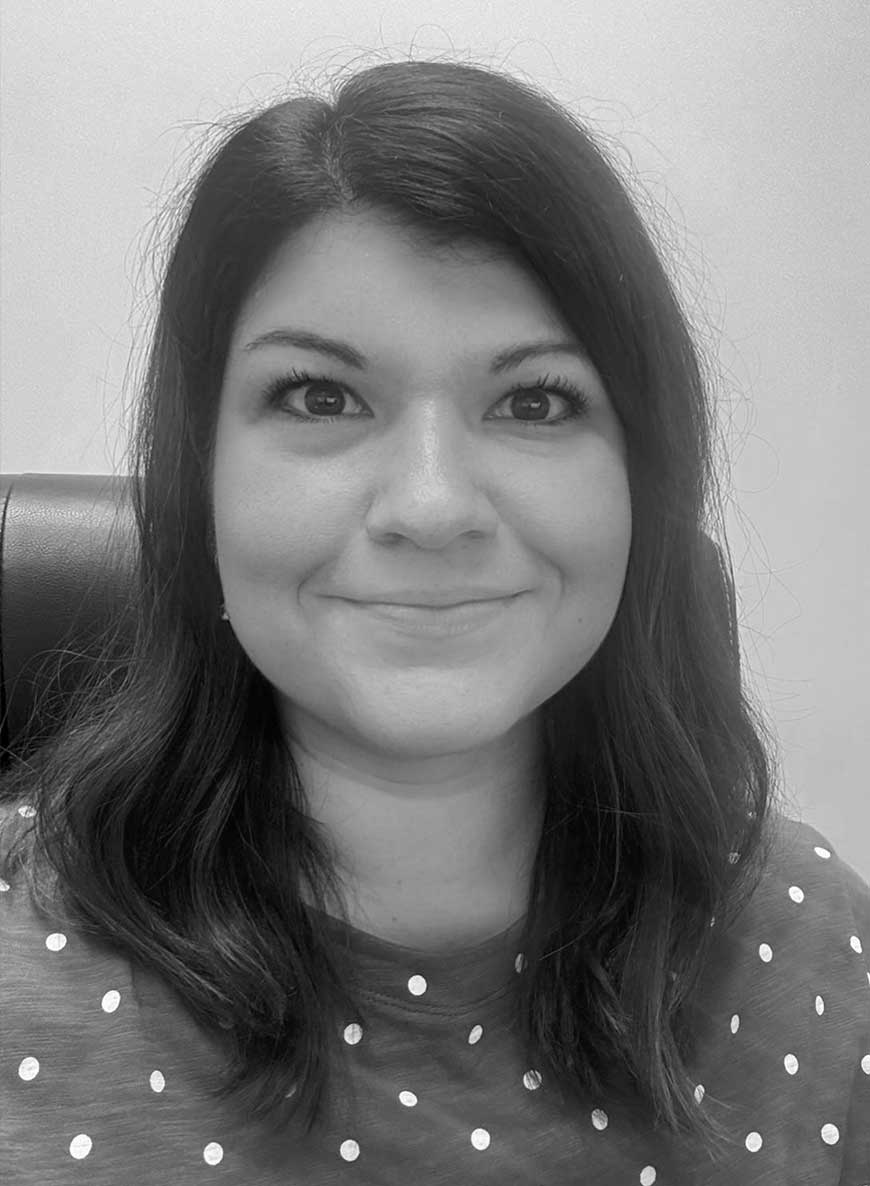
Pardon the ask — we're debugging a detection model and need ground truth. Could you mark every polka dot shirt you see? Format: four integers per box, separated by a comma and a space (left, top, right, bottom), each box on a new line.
1, 810, 868, 1183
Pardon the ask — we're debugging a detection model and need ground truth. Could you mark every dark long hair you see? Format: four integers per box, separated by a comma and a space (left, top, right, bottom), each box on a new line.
1, 55, 785, 1158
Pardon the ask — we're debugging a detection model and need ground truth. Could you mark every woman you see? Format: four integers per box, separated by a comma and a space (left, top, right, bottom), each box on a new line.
1, 58, 868, 1184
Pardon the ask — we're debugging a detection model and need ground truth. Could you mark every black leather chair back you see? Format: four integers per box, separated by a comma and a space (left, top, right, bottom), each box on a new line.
0, 473, 138, 767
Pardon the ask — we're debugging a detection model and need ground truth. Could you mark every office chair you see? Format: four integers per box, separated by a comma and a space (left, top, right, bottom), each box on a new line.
0, 473, 138, 770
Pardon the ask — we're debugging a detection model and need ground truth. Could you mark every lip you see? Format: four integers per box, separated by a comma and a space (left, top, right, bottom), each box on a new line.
341, 588, 521, 607
342, 594, 522, 637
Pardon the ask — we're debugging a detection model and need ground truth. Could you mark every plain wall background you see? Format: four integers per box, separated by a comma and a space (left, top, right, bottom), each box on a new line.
1, 2, 867, 877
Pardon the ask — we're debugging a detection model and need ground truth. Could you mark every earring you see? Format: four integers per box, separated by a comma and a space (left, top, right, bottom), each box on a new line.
219, 602, 230, 621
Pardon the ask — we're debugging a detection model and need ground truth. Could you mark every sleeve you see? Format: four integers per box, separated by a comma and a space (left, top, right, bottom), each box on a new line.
834, 848, 870, 1185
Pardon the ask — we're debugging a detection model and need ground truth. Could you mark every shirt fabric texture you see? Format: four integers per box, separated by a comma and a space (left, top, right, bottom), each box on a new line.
1, 808, 868, 1184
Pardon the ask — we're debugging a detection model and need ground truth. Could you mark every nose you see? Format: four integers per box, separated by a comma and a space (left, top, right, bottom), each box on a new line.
364, 401, 498, 547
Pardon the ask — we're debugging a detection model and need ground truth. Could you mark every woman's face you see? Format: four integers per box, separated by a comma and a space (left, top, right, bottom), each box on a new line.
211, 211, 632, 769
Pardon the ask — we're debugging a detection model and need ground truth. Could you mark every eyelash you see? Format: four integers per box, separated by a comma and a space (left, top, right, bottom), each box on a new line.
261, 368, 591, 429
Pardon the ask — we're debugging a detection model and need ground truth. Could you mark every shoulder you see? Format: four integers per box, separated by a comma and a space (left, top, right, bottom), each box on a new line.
683, 815, 870, 1177
0, 802, 162, 1183
693, 811, 869, 1070
717, 812, 870, 1000
0, 798, 138, 1051
755, 814, 870, 951
749, 816, 870, 1168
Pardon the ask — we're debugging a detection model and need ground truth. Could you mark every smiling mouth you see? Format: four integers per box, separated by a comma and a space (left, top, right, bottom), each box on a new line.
344, 594, 521, 635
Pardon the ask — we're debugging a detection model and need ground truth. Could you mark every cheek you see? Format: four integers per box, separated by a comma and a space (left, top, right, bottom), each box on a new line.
214, 464, 349, 585
538, 463, 632, 586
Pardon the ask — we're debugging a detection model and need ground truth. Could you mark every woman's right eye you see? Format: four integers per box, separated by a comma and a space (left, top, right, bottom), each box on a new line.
262, 369, 363, 421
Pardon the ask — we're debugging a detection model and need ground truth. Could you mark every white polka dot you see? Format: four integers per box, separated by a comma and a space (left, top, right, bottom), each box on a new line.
640, 1168, 657, 1185
821, 1123, 840, 1145
343, 1022, 363, 1045
407, 974, 427, 996
0, 877, 10, 892
340, 1139, 360, 1161
398, 1090, 417, 1107
784, 1053, 799, 1075
471, 1128, 490, 1150
101, 990, 121, 1013
514, 951, 526, 973
18, 805, 36, 819
728, 851, 740, 864
850, 935, 863, 955
46, 932, 67, 952
150, 1070, 165, 1092
693, 1084, 705, 1104
203, 1142, 223, 1165
70, 1134, 92, 1159
788, 885, 804, 903
523, 1070, 543, 1090
862, 1054, 870, 1075
815, 995, 825, 1015
467, 1024, 483, 1045
709, 915, 716, 928
730, 1013, 741, 1034
758, 942, 773, 963
18, 1057, 39, 1081
591, 1108, 608, 1131
745, 1131, 763, 1152
814, 845, 831, 859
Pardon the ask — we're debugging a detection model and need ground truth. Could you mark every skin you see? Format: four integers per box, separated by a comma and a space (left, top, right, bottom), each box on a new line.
211, 209, 632, 951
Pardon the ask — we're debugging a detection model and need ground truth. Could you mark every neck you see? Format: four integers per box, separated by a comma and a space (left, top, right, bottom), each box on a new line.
288, 712, 547, 950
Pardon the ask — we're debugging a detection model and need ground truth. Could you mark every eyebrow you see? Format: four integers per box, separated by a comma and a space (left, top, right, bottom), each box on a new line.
241, 327, 593, 374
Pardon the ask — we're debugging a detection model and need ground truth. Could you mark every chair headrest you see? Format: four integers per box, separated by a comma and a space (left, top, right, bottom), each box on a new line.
0, 473, 138, 764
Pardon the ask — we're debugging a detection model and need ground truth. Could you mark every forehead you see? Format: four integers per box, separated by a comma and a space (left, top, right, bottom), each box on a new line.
233, 211, 568, 352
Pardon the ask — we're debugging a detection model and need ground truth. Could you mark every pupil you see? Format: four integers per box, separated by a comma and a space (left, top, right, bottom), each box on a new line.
305, 387, 343, 414
516, 392, 545, 419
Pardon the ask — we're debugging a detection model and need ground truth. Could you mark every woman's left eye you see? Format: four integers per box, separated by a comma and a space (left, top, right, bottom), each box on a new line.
261, 368, 591, 429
